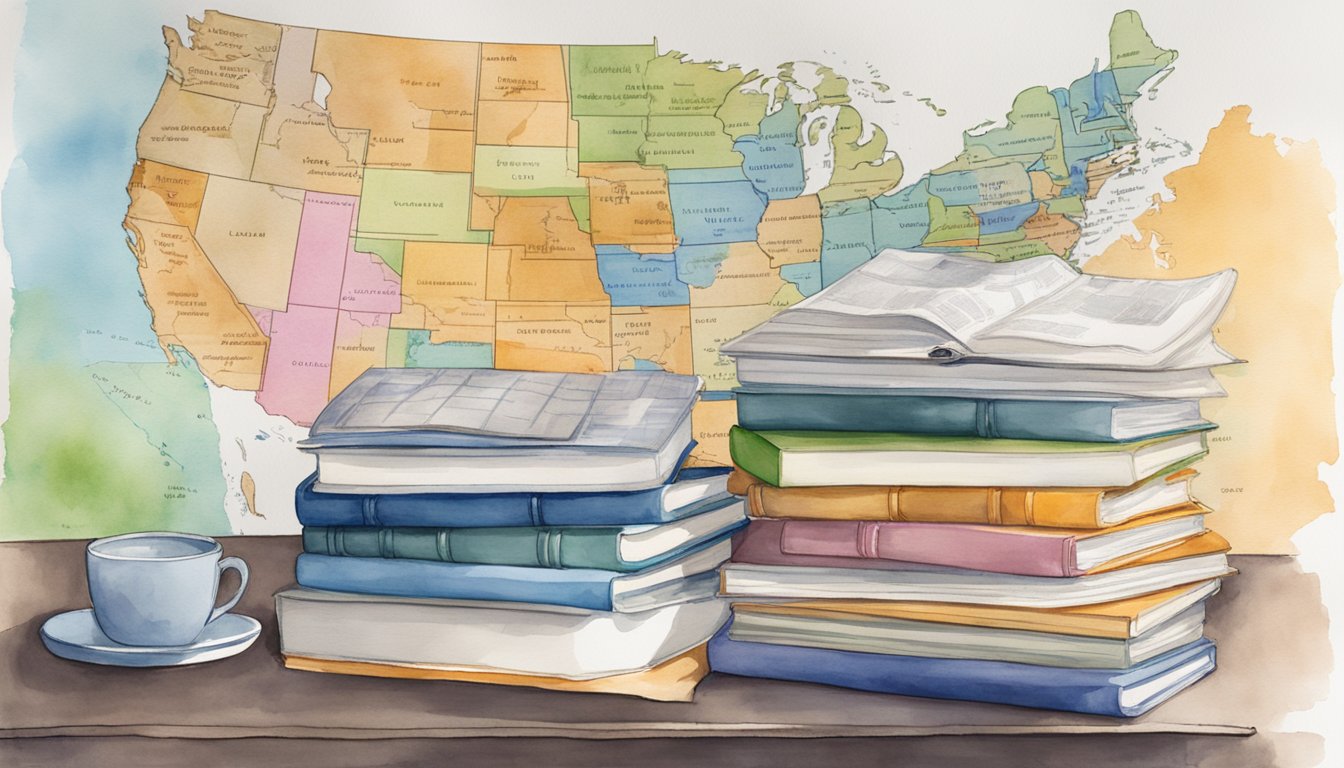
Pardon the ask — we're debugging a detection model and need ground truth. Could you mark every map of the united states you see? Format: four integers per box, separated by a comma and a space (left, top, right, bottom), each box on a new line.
123, 9, 1175, 464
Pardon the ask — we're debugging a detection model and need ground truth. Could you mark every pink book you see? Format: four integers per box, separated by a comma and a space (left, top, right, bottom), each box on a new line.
731, 508, 1207, 577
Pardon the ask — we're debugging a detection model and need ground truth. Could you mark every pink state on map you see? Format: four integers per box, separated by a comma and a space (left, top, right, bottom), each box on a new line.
254, 303, 339, 426
246, 305, 274, 336
339, 240, 402, 313
289, 192, 358, 308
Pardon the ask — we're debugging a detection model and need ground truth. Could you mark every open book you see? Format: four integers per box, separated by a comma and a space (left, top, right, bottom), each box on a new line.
721, 250, 1238, 370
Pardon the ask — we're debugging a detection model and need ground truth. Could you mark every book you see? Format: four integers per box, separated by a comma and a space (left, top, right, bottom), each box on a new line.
727, 466, 1199, 529
295, 466, 734, 527
275, 588, 729, 679
720, 532, 1233, 607
734, 388, 1212, 442
300, 368, 702, 493
731, 507, 1207, 577
729, 426, 1208, 488
726, 601, 1206, 669
720, 250, 1237, 370
302, 500, 747, 572
707, 626, 1218, 717
732, 580, 1222, 640
296, 536, 732, 611
283, 645, 711, 702
731, 357, 1227, 400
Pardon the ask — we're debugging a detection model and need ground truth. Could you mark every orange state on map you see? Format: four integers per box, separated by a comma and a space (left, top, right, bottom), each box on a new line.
251, 24, 367, 196
393, 242, 497, 345
687, 399, 738, 467
581, 162, 679, 250
612, 305, 693, 375
126, 160, 209, 232
477, 101, 572, 148
135, 78, 267, 179
163, 11, 281, 108
492, 197, 596, 260
688, 242, 802, 308
495, 301, 612, 373
479, 44, 569, 102
328, 310, 393, 400
486, 245, 609, 303
193, 176, 304, 312
313, 31, 478, 173
124, 216, 268, 390
757, 195, 822, 268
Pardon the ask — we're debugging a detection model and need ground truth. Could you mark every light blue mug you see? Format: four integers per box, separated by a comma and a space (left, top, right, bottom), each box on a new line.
86, 531, 249, 647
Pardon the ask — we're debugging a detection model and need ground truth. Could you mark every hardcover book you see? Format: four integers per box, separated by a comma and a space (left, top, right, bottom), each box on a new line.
707, 626, 1218, 717
729, 426, 1208, 488
727, 467, 1199, 528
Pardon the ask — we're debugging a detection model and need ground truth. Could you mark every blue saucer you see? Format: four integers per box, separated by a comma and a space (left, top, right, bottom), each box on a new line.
40, 609, 261, 667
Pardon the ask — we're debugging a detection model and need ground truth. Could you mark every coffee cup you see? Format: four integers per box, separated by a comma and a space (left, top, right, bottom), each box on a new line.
86, 531, 249, 647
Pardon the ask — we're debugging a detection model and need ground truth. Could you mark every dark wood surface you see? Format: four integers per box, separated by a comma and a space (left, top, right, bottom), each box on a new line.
0, 539, 1330, 766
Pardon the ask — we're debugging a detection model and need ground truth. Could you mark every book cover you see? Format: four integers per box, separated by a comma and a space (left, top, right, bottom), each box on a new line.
707, 625, 1217, 717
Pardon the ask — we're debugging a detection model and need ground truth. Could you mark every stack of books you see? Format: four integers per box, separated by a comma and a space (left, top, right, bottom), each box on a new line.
275, 368, 746, 701
708, 251, 1238, 717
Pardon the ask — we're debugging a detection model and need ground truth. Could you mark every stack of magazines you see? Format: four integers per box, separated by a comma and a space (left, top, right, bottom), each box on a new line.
276, 368, 745, 701
708, 250, 1238, 716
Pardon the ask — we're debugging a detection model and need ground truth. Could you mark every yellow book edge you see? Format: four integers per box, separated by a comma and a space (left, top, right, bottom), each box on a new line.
732, 581, 1221, 640
282, 644, 709, 702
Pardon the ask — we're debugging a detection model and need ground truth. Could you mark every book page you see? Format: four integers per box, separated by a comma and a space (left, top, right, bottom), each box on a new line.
981, 270, 1237, 353
791, 251, 1078, 341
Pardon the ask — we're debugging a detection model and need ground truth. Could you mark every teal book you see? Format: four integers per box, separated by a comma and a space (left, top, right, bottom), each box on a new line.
735, 389, 1212, 443
302, 499, 747, 572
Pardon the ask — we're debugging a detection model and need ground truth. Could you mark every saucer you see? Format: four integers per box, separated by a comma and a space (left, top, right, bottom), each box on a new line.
40, 609, 261, 667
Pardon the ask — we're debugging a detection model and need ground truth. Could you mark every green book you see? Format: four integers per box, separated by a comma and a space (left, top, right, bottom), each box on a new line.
302, 499, 746, 572
728, 426, 1208, 489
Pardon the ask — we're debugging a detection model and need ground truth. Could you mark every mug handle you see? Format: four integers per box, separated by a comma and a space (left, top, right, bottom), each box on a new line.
208, 556, 249, 625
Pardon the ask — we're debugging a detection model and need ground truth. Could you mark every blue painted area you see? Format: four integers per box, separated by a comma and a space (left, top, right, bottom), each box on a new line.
405, 333, 494, 368
926, 170, 983, 207
872, 178, 932, 250
5, 0, 173, 364
594, 247, 689, 307
699, 390, 737, 401
668, 179, 767, 245
820, 200, 875, 287
734, 100, 804, 200
630, 359, 663, 371
1027, 157, 1047, 172
977, 201, 1040, 235
673, 243, 730, 288
1084, 67, 1122, 121
666, 166, 749, 184
780, 262, 822, 297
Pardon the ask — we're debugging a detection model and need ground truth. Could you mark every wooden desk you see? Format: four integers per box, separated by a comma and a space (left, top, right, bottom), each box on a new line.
0, 539, 1328, 767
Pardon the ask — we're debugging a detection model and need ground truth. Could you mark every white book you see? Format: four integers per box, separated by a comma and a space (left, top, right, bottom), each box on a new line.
721, 250, 1237, 371
276, 589, 730, 680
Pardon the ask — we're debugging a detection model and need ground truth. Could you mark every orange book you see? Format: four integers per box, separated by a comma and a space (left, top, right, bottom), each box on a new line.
283, 644, 709, 702
728, 467, 1199, 529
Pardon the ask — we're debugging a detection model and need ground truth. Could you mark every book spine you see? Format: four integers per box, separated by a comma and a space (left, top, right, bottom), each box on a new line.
294, 479, 538, 527
729, 472, 1107, 529
302, 526, 630, 571
728, 427, 784, 487
735, 393, 1122, 441
772, 520, 1080, 577
294, 554, 617, 610
707, 626, 1217, 717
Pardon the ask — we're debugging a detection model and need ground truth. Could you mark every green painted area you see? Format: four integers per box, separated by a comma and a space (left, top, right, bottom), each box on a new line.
405, 333, 494, 368
357, 169, 488, 243
385, 328, 410, 367
1046, 195, 1086, 217
716, 84, 768, 139
569, 44, 658, 116
473, 146, 588, 197
574, 115, 647, 162
961, 86, 1067, 178
644, 52, 745, 116
568, 195, 591, 233
354, 237, 405, 275
0, 292, 229, 541
1109, 10, 1177, 71
923, 197, 979, 245
640, 115, 742, 169
818, 106, 903, 203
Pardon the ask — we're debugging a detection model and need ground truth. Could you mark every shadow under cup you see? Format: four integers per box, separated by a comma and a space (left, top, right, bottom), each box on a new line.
86, 532, 248, 647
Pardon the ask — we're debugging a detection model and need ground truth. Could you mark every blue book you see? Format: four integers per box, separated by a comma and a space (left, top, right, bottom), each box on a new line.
707, 625, 1216, 717
735, 388, 1213, 442
294, 532, 736, 612
294, 463, 732, 528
